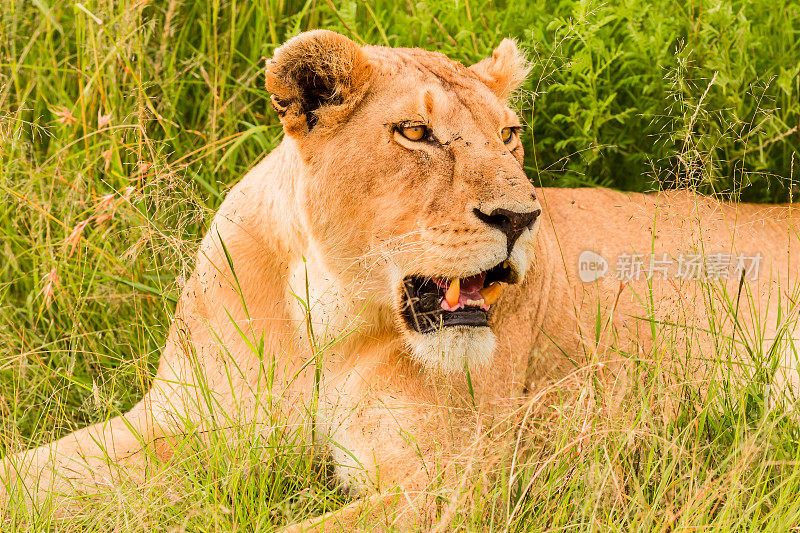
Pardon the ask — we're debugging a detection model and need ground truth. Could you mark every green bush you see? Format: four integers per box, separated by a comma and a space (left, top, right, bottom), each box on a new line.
513, 0, 800, 201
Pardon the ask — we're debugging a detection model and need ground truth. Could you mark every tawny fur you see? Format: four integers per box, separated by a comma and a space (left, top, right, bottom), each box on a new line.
2, 30, 800, 530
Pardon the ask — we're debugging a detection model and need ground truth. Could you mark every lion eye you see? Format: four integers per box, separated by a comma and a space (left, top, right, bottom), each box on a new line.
501, 127, 515, 144
397, 124, 428, 142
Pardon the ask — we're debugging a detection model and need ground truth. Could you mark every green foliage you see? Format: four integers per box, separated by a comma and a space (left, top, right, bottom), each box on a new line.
506, 0, 800, 199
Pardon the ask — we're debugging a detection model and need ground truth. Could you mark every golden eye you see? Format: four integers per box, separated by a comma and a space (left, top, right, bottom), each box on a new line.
397, 124, 428, 142
501, 127, 515, 144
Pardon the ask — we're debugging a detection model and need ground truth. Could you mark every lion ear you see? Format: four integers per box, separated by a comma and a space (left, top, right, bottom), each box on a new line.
468, 39, 530, 100
265, 30, 372, 137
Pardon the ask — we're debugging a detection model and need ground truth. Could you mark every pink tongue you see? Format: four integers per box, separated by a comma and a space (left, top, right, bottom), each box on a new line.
460, 272, 485, 293
440, 272, 488, 311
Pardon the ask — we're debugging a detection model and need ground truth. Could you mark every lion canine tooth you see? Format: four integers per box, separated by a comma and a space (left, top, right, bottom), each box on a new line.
479, 282, 502, 305
503, 260, 509, 269
445, 278, 460, 307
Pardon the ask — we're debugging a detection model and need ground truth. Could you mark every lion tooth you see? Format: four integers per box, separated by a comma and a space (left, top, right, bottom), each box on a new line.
503, 260, 509, 269
479, 282, 502, 305
445, 278, 460, 307
465, 298, 485, 307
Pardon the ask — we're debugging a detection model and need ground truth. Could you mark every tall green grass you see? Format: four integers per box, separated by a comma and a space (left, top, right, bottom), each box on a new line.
2, 0, 800, 530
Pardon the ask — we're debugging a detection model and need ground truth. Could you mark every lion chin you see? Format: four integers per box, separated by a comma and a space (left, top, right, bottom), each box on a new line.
407, 326, 496, 374
395, 254, 531, 374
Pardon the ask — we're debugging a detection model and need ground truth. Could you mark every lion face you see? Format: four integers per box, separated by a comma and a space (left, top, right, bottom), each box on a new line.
266, 31, 540, 373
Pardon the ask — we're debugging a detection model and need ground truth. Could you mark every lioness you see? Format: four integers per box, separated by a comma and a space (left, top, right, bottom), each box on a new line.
2, 29, 799, 529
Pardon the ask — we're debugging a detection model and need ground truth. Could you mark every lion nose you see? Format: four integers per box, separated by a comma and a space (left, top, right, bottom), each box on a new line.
473, 207, 541, 255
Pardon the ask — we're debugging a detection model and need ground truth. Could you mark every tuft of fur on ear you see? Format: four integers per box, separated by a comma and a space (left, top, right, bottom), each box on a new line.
265, 30, 372, 137
469, 39, 531, 100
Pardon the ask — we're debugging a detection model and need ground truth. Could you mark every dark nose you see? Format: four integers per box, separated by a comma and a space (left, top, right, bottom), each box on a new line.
473, 207, 541, 255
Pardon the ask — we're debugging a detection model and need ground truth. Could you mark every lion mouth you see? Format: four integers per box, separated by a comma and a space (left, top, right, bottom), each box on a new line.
400, 261, 516, 334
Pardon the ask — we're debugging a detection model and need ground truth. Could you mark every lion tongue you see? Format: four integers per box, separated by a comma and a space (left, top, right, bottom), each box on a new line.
440, 272, 488, 311
460, 272, 486, 293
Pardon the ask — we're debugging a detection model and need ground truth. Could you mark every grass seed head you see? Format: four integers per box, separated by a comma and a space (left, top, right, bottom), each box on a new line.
65, 219, 91, 256
101, 149, 113, 170
40, 268, 59, 308
52, 106, 77, 126
97, 110, 112, 129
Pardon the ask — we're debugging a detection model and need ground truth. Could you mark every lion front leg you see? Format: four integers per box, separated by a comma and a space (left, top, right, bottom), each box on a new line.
291, 353, 479, 531
0, 394, 172, 516
299, 403, 439, 532
281, 492, 418, 533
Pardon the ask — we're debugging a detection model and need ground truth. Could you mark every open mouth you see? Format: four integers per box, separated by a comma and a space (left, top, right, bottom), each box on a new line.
400, 260, 515, 334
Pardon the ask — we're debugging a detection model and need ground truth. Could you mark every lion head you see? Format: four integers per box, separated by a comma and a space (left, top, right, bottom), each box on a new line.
265, 30, 541, 373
